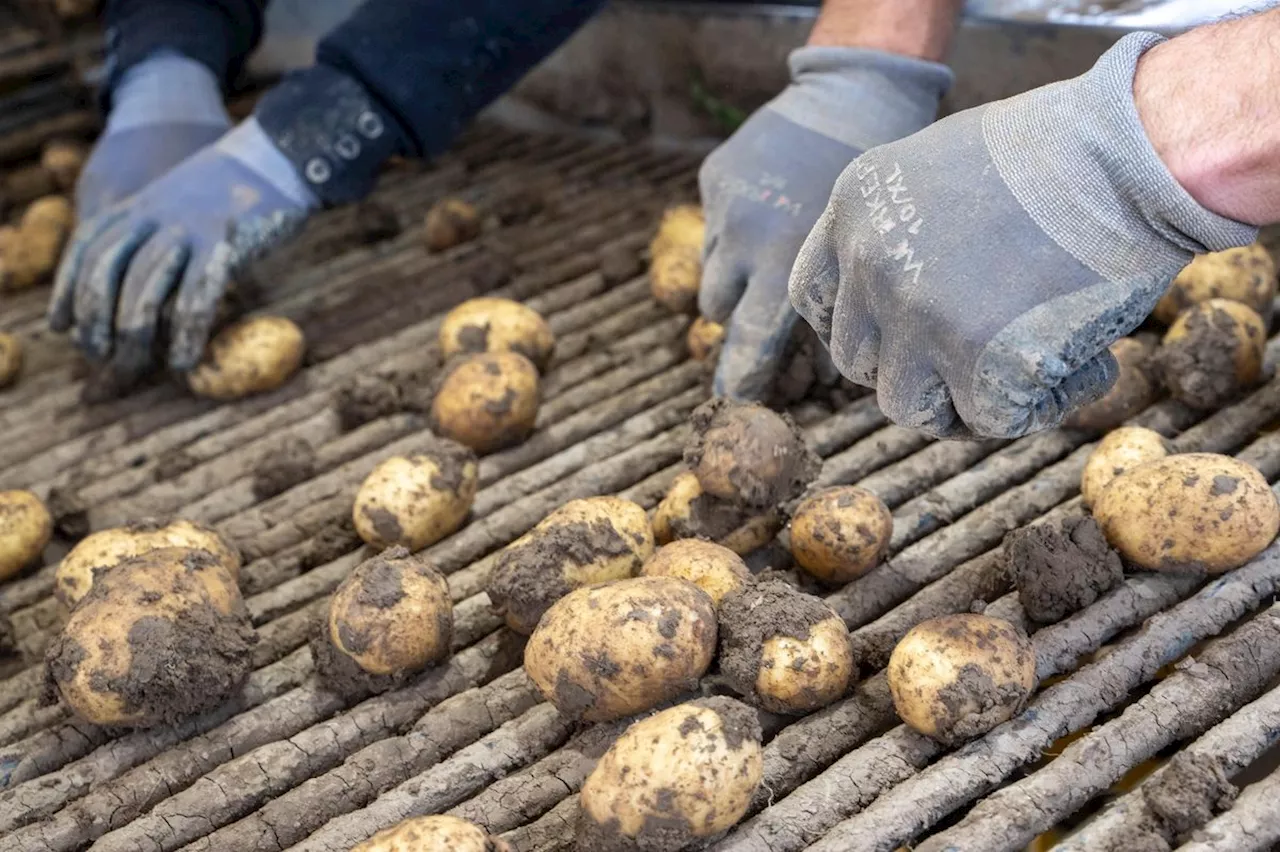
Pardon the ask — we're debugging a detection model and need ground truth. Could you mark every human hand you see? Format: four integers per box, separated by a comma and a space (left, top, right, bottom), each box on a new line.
789, 33, 1257, 438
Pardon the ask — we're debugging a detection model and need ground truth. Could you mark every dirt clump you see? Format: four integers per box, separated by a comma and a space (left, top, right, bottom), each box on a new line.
299, 516, 362, 571
598, 244, 642, 284
1005, 517, 1123, 623
685, 398, 820, 509
1144, 752, 1237, 844
1156, 304, 1263, 409
352, 200, 401, 244
309, 625, 399, 697
251, 437, 317, 500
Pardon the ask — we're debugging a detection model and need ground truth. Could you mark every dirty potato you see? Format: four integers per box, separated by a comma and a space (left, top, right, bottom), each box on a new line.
887, 613, 1037, 746
0, 331, 21, 388
44, 547, 255, 727
1154, 244, 1276, 325
55, 518, 241, 609
685, 398, 820, 508
640, 539, 750, 607
41, 139, 88, 190
0, 195, 74, 291
352, 441, 478, 551
439, 297, 555, 370
525, 576, 716, 721
1093, 453, 1279, 573
422, 198, 481, 251
1080, 425, 1170, 509
429, 352, 540, 453
0, 489, 52, 581
1062, 337, 1159, 432
790, 485, 892, 585
578, 696, 762, 851
488, 496, 654, 634
352, 815, 510, 852
188, 316, 305, 400
650, 249, 701, 315
687, 316, 725, 361
652, 471, 782, 556
1157, 299, 1267, 410
718, 582, 853, 715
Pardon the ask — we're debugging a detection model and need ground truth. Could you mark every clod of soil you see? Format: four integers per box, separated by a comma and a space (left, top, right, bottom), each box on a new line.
490, 187, 545, 225
299, 515, 362, 572
1144, 752, 1237, 844
44, 484, 89, 540
334, 375, 403, 430
251, 437, 317, 500
352, 200, 401, 244
309, 624, 399, 698
1005, 517, 1123, 623
598, 244, 642, 284
684, 398, 820, 509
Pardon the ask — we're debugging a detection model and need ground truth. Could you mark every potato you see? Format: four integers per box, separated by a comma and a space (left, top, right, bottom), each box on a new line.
0, 195, 74, 291
352, 441, 478, 550
489, 496, 654, 634
422, 198, 481, 251
1093, 453, 1279, 573
1062, 337, 1158, 431
650, 249, 701, 315
1157, 299, 1266, 410
55, 518, 241, 609
0, 331, 22, 388
649, 204, 705, 257
22, 194, 74, 233
640, 539, 750, 607
352, 815, 510, 852
652, 471, 782, 555
41, 140, 88, 191
685, 398, 820, 508
687, 316, 725, 362
887, 613, 1036, 745
1080, 425, 1170, 509
325, 547, 452, 677
439, 297, 555, 370
44, 547, 255, 727
429, 352, 540, 453
0, 490, 52, 581
578, 696, 762, 850
1154, 244, 1276, 325
526, 576, 716, 721
188, 316, 305, 400
718, 581, 853, 715
790, 486, 892, 585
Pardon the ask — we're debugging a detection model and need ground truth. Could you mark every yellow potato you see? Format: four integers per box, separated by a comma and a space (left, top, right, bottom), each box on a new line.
1080, 426, 1170, 509
649, 204, 705, 258
0, 331, 22, 388
327, 547, 452, 676
525, 576, 716, 721
1158, 299, 1266, 410
188, 316, 305, 400
0, 195, 74, 291
1062, 337, 1159, 431
41, 140, 88, 191
579, 697, 762, 849
1155, 244, 1276, 325
0, 489, 52, 581
439, 297, 555, 370
687, 316, 725, 361
887, 613, 1036, 745
22, 195, 75, 233
488, 496, 654, 634
640, 539, 750, 606
429, 352, 540, 453
351, 815, 510, 852
352, 442, 478, 550
652, 471, 782, 555
1093, 453, 1279, 573
55, 518, 241, 609
650, 249, 701, 315
687, 398, 820, 508
790, 486, 893, 585
422, 198, 481, 251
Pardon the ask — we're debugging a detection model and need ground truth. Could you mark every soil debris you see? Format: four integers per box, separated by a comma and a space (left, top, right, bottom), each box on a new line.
1156, 304, 1262, 409
251, 437, 318, 500
1005, 517, 1123, 623
598, 244, 642, 284
717, 582, 836, 708
1144, 752, 1237, 843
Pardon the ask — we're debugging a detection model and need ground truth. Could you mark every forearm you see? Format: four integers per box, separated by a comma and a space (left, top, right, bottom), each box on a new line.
808, 0, 965, 61
1136, 6, 1280, 227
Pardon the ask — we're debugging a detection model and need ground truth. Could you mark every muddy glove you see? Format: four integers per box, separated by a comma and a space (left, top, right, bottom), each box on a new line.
48, 118, 318, 379
76, 51, 231, 220
699, 47, 952, 399
790, 33, 1257, 438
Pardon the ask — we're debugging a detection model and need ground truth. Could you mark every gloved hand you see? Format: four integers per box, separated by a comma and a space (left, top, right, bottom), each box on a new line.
76, 51, 232, 220
698, 47, 953, 399
48, 118, 318, 379
789, 33, 1257, 439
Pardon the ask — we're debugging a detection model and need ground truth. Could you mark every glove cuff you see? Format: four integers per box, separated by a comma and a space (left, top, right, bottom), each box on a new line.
105, 51, 230, 135
768, 46, 954, 152
214, 118, 320, 210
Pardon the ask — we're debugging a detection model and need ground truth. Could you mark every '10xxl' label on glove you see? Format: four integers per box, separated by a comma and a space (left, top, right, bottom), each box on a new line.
856, 160, 925, 286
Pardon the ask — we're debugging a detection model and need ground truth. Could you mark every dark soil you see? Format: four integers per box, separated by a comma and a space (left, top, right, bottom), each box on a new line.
251, 437, 317, 500
1156, 305, 1261, 410
352, 200, 401, 244
598, 245, 642, 284
490, 187, 545, 226
423, 436, 479, 495
309, 624, 399, 698
153, 446, 199, 480
0, 609, 15, 659
298, 515, 362, 571
1144, 752, 1237, 844
685, 398, 820, 509
467, 251, 516, 292
45, 484, 89, 540
333, 375, 403, 431
1005, 517, 1123, 623
352, 547, 410, 609
933, 662, 1031, 745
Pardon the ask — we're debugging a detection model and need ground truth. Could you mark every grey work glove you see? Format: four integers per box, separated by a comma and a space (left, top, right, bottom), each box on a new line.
698, 47, 952, 399
790, 33, 1257, 438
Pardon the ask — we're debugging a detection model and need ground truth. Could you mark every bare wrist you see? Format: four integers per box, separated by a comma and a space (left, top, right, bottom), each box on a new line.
808, 0, 963, 62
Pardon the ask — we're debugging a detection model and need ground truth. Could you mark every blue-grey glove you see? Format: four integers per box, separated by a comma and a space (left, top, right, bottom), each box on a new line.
48, 118, 318, 379
698, 47, 952, 399
790, 33, 1257, 439
76, 51, 231, 220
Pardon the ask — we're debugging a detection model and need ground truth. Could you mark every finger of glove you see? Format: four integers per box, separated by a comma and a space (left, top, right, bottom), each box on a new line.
48, 209, 127, 333
788, 203, 842, 345
167, 244, 228, 372
1032, 350, 1120, 434
875, 348, 969, 439
713, 269, 800, 401
112, 228, 191, 380
698, 238, 749, 323
72, 217, 158, 359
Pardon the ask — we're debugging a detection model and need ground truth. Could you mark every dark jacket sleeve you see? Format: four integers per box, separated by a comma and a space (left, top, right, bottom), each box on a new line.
255, 0, 606, 205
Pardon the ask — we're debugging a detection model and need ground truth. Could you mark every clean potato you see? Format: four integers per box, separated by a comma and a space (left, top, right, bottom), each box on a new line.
351, 815, 510, 852
0, 489, 52, 581
1093, 453, 1279, 573
55, 518, 241, 608
649, 204, 705, 315
790, 485, 892, 585
429, 351, 540, 453
0, 331, 21, 388
640, 539, 750, 607
1080, 425, 1170, 509
488, 496, 654, 634
352, 440, 478, 550
1154, 244, 1277, 325
439, 297, 555, 370
687, 316, 725, 361
422, 197, 481, 251
578, 696, 762, 851
887, 613, 1036, 745
1062, 337, 1158, 431
1158, 299, 1266, 410
686, 398, 820, 508
44, 547, 255, 727
525, 576, 716, 721
188, 316, 305, 400
718, 581, 854, 715
649, 204, 705, 258
652, 471, 782, 555
0, 195, 74, 291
